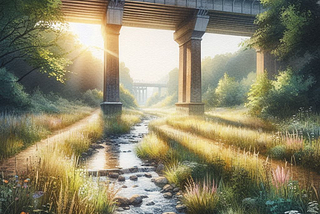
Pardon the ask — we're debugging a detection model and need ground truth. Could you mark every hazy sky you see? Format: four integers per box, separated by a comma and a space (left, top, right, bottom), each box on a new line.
69, 23, 248, 82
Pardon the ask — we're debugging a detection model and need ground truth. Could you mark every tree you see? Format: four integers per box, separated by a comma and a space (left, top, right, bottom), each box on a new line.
0, 0, 73, 82
167, 68, 178, 96
120, 62, 134, 92
247, 0, 320, 61
215, 74, 245, 107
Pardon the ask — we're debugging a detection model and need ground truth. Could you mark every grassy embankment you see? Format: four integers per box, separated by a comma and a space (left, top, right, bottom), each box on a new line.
0, 100, 94, 161
0, 109, 143, 214
136, 108, 320, 214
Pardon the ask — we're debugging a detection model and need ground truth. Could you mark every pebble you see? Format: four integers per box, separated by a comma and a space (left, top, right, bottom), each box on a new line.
163, 192, 173, 199
162, 184, 173, 192
118, 175, 125, 181
176, 204, 187, 211
108, 172, 119, 179
114, 196, 130, 207
144, 173, 152, 178
129, 175, 138, 181
146, 201, 155, 206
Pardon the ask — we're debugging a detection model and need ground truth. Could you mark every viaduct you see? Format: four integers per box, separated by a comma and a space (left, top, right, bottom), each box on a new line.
133, 82, 167, 105
61, 0, 277, 115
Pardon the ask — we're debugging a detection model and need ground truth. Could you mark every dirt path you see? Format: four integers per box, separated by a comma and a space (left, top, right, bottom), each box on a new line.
0, 109, 100, 176
158, 124, 320, 188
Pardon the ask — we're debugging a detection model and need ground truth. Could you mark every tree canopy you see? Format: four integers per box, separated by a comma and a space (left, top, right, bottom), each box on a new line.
0, 0, 73, 82
247, 0, 320, 61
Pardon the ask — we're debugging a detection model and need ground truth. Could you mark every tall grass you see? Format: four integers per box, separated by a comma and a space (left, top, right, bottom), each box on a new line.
0, 107, 94, 161
183, 178, 218, 214
206, 107, 276, 132
0, 110, 116, 214
161, 116, 276, 155
104, 110, 142, 135
150, 124, 266, 183
135, 133, 169, 161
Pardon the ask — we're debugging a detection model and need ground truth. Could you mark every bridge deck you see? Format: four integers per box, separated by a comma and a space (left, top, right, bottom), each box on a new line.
62, 0, 260, 36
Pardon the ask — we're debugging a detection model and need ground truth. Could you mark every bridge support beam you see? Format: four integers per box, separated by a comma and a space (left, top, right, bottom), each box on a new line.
174, 11, 209, 115
100, 2, 124, 115
256, 49, 279, 78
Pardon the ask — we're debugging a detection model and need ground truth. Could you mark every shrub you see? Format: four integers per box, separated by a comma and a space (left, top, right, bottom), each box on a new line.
0, 69, 30, 110
246, 72, 273, 116
146, 92, 162, 107
82, 89, 102, 107
30, 89, 60, 113
264, 68, 314, 118
269, 145, 286, 159
164, 163, 192, 187
120, 85, 138, 108
215, 74, 245, 107
246, 69, 314, 118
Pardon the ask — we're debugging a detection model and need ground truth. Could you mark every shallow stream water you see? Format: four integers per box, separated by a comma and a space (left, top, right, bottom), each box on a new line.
85, 116, 181, 214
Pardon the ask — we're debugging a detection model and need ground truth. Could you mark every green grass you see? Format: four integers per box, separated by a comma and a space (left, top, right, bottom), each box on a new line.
0, 105, 95, 161
135, 133, 169, 161
104, 109, 142, 135
0, 110, 116, 214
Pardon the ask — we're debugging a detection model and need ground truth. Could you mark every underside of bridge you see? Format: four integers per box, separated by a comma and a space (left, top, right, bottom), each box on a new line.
61, 0, 276, 115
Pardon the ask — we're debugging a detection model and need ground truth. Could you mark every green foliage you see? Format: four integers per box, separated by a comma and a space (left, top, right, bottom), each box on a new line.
247, 69, 314, 118
30, 89, 60, 113
203, 86, 218, 107
146, 92, 165, 107
167, 68, 179, 96
0, 0, 73, 82
215, 74, 246, 107
82, 89, 103, 107
269, 145, 286, 159
202, 49, 256, 93
248, 0, 320, 61
231, 168, 253, 201
0, 69, 30, 110
120, 62, 134, 92
246, 72, 273, 116
265, 69, 314, 117
164, 163, 192, 188
120, 85, 138, 109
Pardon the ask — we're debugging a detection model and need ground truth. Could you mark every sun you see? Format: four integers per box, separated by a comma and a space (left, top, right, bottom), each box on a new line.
68, 22, 104, 60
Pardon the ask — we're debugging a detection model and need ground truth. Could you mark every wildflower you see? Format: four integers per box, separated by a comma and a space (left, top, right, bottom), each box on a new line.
33, 191, 45, 199
3, 179, 8, 184
24, 178, 30, 183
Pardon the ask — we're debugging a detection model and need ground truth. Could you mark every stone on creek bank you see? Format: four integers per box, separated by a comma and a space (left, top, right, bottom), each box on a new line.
118, 175, 125, 181
129, 194, 143, 205
114, 196, 130, 207
108, 172, 119, 179
176, 204, 187, 212
162, 212, 177, 214
152, 176, 168, 187
162, 184, 173, 192
163, 192, 173, 199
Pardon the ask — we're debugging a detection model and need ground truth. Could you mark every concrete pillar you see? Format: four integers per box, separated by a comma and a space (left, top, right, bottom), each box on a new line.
256, 49, 279, 78
174, 10, 209, 115
100, 1, 123, 114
